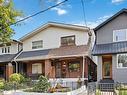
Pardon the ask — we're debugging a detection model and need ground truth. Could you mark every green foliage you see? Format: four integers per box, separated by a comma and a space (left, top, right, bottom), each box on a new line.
9, 73, 25, 84
0, 79, 5, 89
33, 75, 50, 92
0, 0, 22, 43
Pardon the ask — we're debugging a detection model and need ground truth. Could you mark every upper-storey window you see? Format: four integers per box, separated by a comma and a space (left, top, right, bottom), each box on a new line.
32, 40, 43, 49
1, 46, 10, 54
61, 35, 75, 46
113, 29, 127, 42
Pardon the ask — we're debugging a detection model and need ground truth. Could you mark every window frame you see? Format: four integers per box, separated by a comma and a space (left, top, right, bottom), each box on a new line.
117, 53, 127, 69
32, 40, 43, 49
113, 29, 127, 42
1, 46, 11, 54
68, 61, 80, 72
32, 63, 42, 74
61, 35, 75, 46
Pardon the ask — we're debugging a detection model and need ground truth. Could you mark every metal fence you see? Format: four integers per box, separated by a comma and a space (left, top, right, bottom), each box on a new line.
0, 80, 127, 95
87, 82, 96, 95
87, 82, 127, 95
50, 80, 86, 90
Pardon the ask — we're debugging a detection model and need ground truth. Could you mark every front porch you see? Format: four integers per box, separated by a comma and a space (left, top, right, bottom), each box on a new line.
0, 62, 16, 80
16, 56, 96, 81
98, 55, 114, 83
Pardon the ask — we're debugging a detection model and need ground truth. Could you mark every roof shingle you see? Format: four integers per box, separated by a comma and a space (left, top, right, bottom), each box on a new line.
0, 54, 16, 63
16, 45, 89, 61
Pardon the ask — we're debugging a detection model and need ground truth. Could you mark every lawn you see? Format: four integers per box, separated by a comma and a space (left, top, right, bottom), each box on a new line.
119, 90, 127, 95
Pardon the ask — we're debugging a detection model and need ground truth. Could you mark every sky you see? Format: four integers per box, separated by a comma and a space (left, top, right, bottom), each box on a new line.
12, 0, 127, 40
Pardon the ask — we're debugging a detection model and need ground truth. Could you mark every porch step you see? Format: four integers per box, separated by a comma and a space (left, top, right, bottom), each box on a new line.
98, 79, 114, 91
99, 79, 114, 83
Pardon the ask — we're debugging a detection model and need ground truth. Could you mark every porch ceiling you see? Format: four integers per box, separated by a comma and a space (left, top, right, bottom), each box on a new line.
15, 45, 89, 61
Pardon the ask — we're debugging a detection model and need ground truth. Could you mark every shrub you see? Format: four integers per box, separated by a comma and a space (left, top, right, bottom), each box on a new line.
33, 75, 50, 92
9, 73, 25, 83
0, 79, 5, 89
4, 82, 15, 90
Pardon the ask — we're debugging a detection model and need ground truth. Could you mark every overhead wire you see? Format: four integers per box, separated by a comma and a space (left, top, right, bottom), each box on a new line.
80, 0, 87, 27
0, 0, 68, 31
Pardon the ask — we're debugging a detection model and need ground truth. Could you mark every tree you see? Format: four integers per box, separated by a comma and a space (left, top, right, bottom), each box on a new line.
0, 0, 21, 43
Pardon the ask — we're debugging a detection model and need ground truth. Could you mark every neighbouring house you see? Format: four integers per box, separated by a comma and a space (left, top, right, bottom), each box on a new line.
92, 9, 127, 83
0, 40, 22, 79
13, 22, 96, 82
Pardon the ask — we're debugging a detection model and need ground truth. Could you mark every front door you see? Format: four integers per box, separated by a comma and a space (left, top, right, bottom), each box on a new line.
0, 66, 6, 78
55, 62, 62, 78
102, 56, 112, 79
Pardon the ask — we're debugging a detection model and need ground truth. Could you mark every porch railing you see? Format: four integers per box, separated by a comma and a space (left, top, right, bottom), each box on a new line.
49, 79, 86, 90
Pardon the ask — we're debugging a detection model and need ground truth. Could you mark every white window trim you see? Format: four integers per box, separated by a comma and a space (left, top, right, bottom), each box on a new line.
1, 46, 11, 54
117, 54, 127, 69
32, 63, 42, 74
32, 40, 43, 50
113, 29, 127, 42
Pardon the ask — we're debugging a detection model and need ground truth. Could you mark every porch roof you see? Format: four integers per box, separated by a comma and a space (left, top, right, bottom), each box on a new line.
16, 45, 89, 61
0, 54, 16, 63
92, 41, 127, 55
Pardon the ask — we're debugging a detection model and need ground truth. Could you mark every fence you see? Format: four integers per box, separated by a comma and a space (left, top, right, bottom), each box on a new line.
87, 82, 127, 95
50, 79, 86, 90
0, 80, 86, 92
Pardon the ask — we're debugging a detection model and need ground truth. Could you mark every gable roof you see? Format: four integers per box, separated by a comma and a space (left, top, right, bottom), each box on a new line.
19, 22, 89, 41
94, 8, 127, 32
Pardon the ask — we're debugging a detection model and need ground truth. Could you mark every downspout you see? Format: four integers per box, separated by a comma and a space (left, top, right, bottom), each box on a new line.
11, 50, 23, 73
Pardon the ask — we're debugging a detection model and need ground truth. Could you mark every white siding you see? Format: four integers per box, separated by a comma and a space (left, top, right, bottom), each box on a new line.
0, 42, 20, 55
23, 27, 89, 51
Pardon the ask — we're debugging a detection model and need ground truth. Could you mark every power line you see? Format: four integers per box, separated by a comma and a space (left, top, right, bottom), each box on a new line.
0, 0, 68, 31
80, 0, 87, 27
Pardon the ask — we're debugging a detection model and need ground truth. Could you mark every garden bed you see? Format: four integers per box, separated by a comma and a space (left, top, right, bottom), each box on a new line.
3, 86, 86, 95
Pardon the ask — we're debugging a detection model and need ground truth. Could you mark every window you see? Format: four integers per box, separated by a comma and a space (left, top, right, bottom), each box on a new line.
68, 61, 80, 72
32, 40, 43, 49
32, 63, 42, 74
117, 54, 127, 68
61, 35, 75, 46
1, 46, 10, 54
113, 29, 127, 42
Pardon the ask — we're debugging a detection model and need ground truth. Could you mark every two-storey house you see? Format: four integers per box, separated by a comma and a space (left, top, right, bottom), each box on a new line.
15, 22, 97, 81
93, 9, 127, 83
0, 40, 22, 79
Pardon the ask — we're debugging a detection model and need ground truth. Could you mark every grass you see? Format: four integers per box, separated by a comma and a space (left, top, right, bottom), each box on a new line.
96, 89, 100, 95
119, 89, 127, 95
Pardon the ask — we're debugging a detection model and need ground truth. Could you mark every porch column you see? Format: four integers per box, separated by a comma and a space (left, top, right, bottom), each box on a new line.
82, 56, 85, 79
45, 60, 52, 78
6, 63, 13, 80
